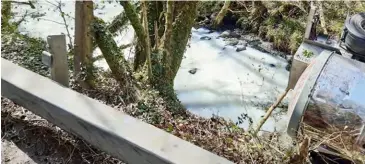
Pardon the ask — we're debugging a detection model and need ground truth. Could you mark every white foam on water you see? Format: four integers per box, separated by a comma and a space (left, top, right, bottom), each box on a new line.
174, 28, 290, 131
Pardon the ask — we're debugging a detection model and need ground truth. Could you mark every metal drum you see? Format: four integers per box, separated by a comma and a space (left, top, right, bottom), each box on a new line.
287, 50, 365, 154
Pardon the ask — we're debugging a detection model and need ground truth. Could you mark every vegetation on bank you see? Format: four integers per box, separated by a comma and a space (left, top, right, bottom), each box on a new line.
198, 1, 365, 54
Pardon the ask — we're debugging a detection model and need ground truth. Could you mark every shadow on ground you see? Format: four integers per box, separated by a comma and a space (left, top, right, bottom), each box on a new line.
1, 98, 123, 164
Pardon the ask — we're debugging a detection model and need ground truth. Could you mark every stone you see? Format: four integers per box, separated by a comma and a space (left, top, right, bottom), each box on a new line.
236, 45, 246, 52
237, 40, 248, 46
226, 38, 239, 46
188, 68, 198, 74
248, 39, 262, 46
200, 36, 212, 40
219, 30, 230, 38
269, 64, 276, 68
230, 31, 241, 38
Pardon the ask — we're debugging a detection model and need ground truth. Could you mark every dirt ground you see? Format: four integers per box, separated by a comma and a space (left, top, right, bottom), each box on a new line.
1, 98, 125, 164
2, 140, 37, 164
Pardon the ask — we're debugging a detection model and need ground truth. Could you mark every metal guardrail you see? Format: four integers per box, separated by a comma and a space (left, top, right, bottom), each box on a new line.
1, 58, 234, 164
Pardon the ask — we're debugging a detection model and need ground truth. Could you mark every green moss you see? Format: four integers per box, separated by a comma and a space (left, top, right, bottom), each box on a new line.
1, 1, 16, 34
92, 18, 138, 102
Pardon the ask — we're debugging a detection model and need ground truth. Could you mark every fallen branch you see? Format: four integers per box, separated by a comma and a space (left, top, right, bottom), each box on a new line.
253, 89, 289, 136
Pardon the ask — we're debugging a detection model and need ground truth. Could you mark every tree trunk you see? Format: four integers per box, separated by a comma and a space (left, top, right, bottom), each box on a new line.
92, 18, 139, 103
141, 1, 153, 82
213, 0, 231, 27
160, 0, 174, 83
1, 1, 12, 29
169, 1, 198, 82
74, 1, 95, 89
318, 2, 328, 35
147, 1, 165, 48
91, 11, 129, 50
120, 1, 151, 72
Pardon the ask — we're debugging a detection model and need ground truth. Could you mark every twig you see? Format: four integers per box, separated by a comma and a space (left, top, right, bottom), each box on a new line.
45, 0, 58, 7
47, 0, 73, 50
253, 89, 289, 136
237, 1, 250, 12
14, 10, 28, 27
36, 17, 64, 25
227, 9, 247, 13
66, 146, 76, 164
9, 1, 35, 9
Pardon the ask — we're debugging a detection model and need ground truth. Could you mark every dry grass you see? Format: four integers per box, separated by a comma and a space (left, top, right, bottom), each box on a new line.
299, 123, 365, 164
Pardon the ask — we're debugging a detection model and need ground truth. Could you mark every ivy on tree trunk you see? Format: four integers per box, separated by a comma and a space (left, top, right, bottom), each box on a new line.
120, 1, 151, 73
92, 18, 139, 103
169, 1, 198, 82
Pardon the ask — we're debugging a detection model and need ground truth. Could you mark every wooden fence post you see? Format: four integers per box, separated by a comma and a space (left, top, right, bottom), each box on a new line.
46, 34, 69, 87
74, 1, 93, 88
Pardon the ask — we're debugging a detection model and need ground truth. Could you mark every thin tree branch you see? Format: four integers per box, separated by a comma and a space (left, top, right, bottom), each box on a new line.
47, 0, 73, 50
9, 1, 35, 9
253, 89, 289, 136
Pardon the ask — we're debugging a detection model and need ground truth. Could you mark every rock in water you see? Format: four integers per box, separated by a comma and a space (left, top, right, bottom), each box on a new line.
237, 40, 248, 46
200, 36, 212, 40
226, 38, 239, 46
248, 39, 262, 46
230, 31, 241, 38
189, 68, 198, 74
236, 45, 246, 52
220, 30, 230, 38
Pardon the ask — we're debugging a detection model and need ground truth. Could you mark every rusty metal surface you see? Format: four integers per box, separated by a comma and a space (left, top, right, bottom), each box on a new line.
286, 50, 334, 137
305, 54, 365, 150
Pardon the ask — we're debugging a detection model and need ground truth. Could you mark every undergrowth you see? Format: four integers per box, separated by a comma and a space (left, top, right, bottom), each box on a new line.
198, 1, 365, 54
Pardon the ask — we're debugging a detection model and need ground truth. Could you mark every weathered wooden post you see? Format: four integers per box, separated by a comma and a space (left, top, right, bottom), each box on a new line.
42, 34, 70, 87
74, 0, 94, 88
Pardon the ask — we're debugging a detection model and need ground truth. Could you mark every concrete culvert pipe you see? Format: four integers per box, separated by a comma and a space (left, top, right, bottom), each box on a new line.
286, 50, 365, 156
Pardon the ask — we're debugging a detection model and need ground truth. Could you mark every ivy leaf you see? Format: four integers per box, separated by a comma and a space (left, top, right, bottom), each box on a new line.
166, 124, 173, 132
